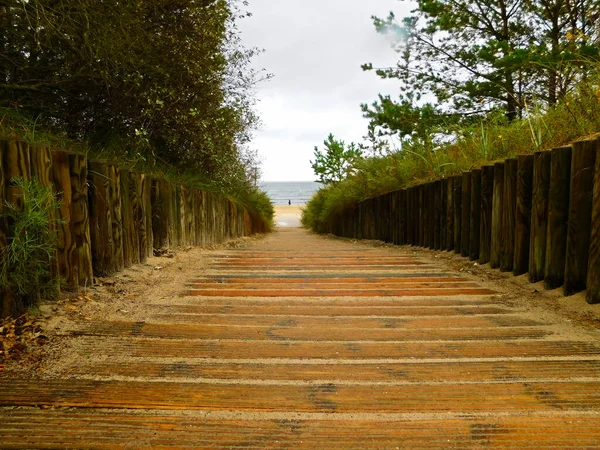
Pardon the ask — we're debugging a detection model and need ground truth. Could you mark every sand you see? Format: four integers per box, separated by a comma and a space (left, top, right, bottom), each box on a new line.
274, 205, 303, 227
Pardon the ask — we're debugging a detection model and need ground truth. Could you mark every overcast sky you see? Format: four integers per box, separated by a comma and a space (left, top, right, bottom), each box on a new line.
239, 0, 413, 181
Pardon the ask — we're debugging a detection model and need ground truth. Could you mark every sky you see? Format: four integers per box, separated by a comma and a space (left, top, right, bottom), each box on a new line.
238, 0, 413, 182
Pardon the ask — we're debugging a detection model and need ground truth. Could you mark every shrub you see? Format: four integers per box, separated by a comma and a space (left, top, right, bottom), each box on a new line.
0, 178, 62, 310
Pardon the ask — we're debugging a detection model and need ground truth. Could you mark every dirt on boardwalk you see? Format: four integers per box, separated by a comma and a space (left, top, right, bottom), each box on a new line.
1, 227, 600, 448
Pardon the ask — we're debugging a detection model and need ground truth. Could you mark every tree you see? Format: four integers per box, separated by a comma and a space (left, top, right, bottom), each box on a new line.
311, 134, 363, 184
363, 0, 599, 121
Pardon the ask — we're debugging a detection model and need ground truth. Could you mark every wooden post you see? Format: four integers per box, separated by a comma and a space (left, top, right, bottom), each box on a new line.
108, 165, 124, 271
587, 140, 600, 304
564, 140, 597, 295
434, 181, 441, 250
130, 172, 144, 264
68, 154, 93, 287
0, 142, 7, 317
544, 146, 572, 289
446, 178, 454, 251
500, 158, 517, 272
88, 161, 114, 276
440, 180, 447, 250
529, 151, 551, 283
406, 188, 413, 245
418, 186, 424, 246
141, 174, 153, 258
469, 169, 482, 261
120, 169, 134, 268
453, 176, 462, 253
479, 166, 494, 264
461, 172, 471, 257
490, 162, 505, 269
514, 155, 534, 276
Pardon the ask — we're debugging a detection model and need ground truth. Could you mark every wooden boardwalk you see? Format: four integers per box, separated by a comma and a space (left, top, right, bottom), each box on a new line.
2, 228, 600, 448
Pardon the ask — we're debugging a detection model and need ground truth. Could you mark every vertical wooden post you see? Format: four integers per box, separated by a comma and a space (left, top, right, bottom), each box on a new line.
479, 166, 494, 264
120, 169, 134, 268
500, 158, 517, 272
88, 161, 114, 276
399, 189, 408, 245
418, 186, 424, 246
461, 172, 471, 257
68, 154, 93, 287
587, 140, 600, 304
434, 181, 441, 250
490, 162, 505, 269
130, 172, 143, 264
108, 165, 124, 271
453, 176, 462, 253
544, 146, 572, 289
529, 151, 551, 282
51, 151, 74, 285
514, 155, 534, 276
0, 142, 7, 317
446, 178, 454, 251
440, 180, 447, 250
564, 140, 597, 295
406, 188, 413, 245
469, 169, 482, 261
141, 174, 153, 258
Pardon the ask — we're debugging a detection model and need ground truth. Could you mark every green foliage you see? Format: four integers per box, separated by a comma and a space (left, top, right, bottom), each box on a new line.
0, 178, 62, 309
311, 134, 364, 184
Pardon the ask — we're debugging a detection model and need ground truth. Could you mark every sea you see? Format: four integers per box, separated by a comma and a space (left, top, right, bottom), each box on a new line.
260, 181, 322, 206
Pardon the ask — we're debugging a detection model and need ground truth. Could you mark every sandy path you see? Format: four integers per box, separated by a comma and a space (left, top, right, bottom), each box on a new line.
274, 205, 302, 227
1, 228, 600, 448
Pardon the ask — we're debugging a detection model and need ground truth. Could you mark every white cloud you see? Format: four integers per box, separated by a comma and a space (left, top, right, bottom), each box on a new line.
239, 0, 413, 181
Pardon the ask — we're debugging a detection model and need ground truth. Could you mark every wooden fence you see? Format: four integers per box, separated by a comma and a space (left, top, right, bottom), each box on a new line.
0, 139, 269, 317
329, 138, 600, 305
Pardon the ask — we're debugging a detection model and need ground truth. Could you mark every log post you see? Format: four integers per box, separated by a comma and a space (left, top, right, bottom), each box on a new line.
587, 140, 600, 304
130, 172, 144, 264
446, 178, 454, 251
469, 169, 481, 261
564, 140, 597, 295
529, 151, 551, 282
490, 162, 505, 269
500, 159, 517, 272
461, 172, 471, 257
544, 146, 572, 289
120, 169, 134, 268
68, 154, 93, 287
141, 174, 153, 258
479, 166, 494, 264
434, 180, 441, 250
440, 180, 447, 250
514, 155, 534, 276
88, 161, 114, 276
453, 176, 462, 253
108, 165, 124, 271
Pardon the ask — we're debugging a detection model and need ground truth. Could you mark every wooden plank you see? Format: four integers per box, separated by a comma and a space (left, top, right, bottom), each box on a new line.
446, 178, 454, 251
140, 174, 153, 259
514, 155, 534, 276
500, 158, 517, 272
479, 165, 494, 264
423, 184, 430, 248
529, 151, 551, 283
418, 186, 424, 246
453, 176, 462, 253
68, 154, 93, 287
128, 172, 141, 264
51, 151, 74, 288
469, 169, 481, 261
588, 139, 600, 304
544, 146, 572, 289
490, 162, 505, 269
460, 172, 471, 257
564, 139, 597, 295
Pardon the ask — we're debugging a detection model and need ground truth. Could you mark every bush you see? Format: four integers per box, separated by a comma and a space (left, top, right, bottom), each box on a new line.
0, 178, 62, 310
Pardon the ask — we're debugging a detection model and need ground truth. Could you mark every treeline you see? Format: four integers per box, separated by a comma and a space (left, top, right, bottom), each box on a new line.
0, 0, 272, 221
303, 0, 600, 232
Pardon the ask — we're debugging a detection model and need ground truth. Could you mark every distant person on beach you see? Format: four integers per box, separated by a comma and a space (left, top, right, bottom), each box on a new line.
288, 200, 291, 206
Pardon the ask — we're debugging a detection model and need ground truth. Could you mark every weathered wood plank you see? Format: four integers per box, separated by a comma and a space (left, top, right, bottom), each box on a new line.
141, 174, 153, 258
529, 151, 551, 283
440, 181, 447, 250
460, 172, 471, 257
479, 166, 494, 264
490, 162, 505, 269
129, 172, 142, 264
120, 169, 134, 268
514, 155, 534, 276
564, 140, 597, 295
544, 146, 572, 289
108, 165, 124, 271
500, 158, 517, 272
469, 169, 481, 261
88, 161, 114, 276
434, 181, 441, 250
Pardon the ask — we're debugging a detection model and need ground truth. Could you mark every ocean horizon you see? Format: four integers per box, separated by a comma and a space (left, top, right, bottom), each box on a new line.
261, 181, 321, 206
